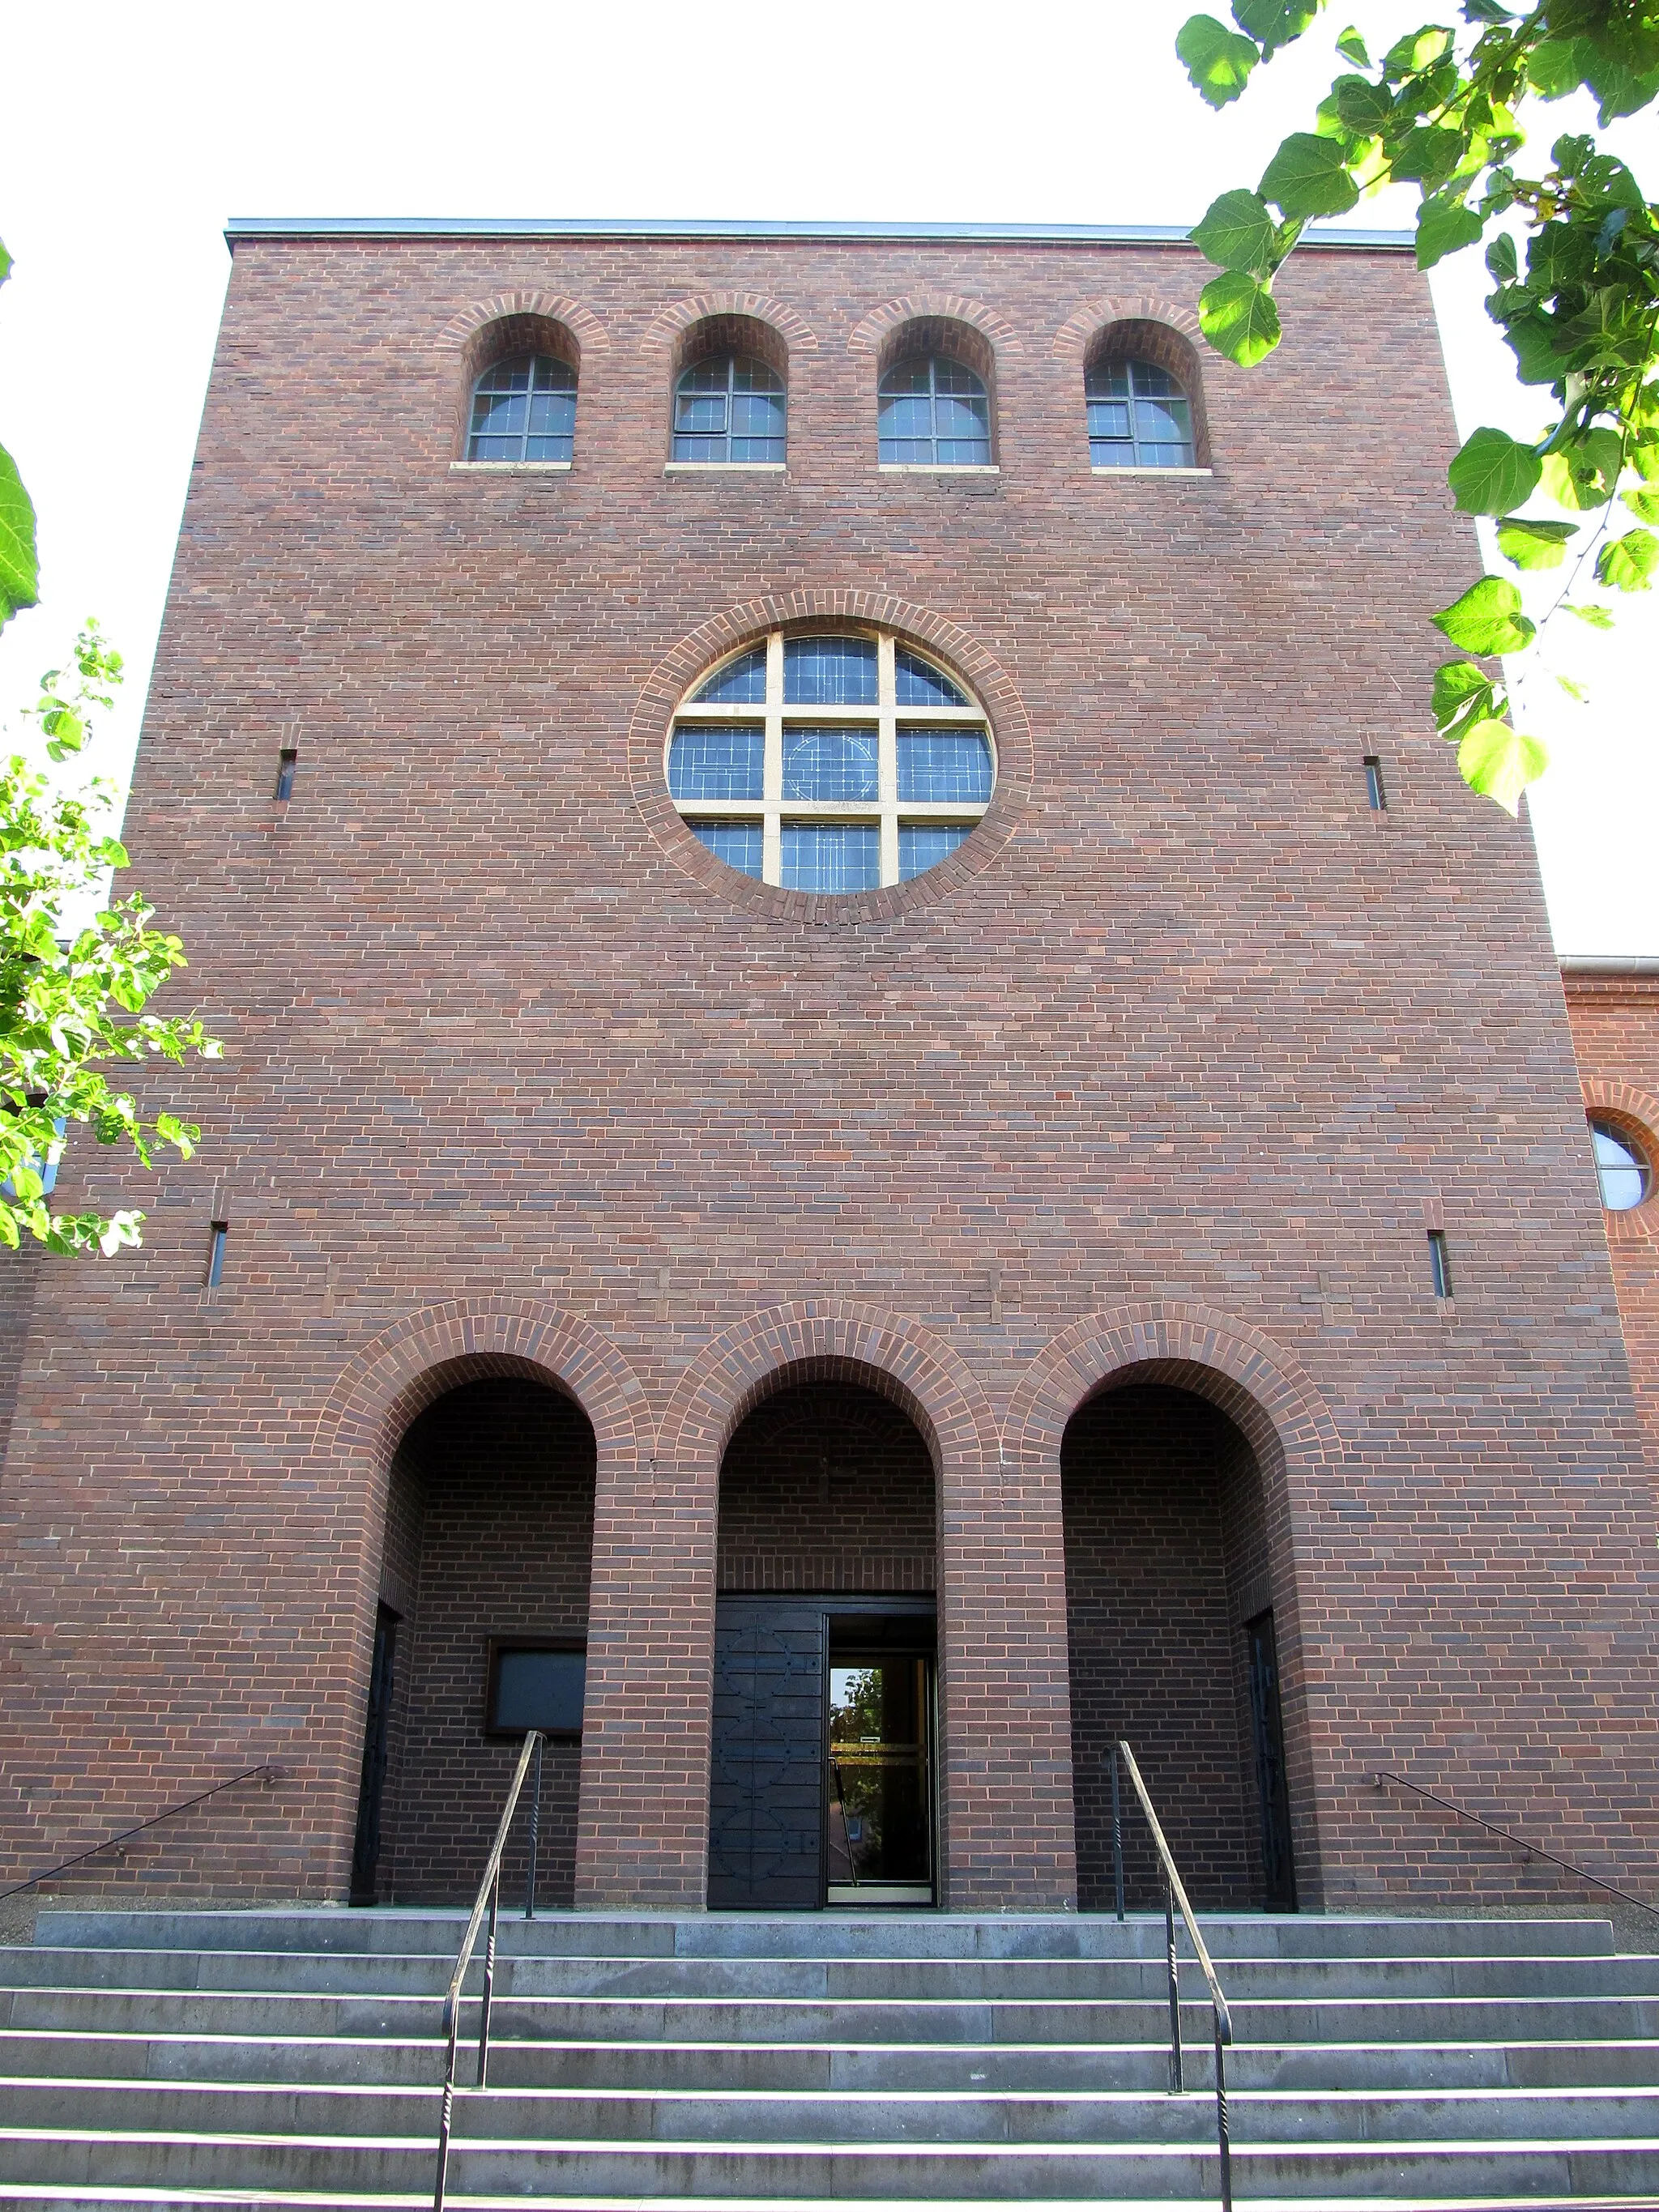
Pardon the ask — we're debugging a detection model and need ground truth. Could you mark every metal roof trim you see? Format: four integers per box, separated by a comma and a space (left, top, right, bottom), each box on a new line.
224, 214, 1415, 250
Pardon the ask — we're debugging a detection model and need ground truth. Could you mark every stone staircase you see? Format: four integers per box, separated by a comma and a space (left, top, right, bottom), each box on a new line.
0, 1904, 1657, 2208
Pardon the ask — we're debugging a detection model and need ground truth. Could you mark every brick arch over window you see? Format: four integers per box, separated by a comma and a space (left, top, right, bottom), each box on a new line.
1051, 292, 1201, 360
1004, 1302, 1340, 1905
628, 590, 1037, 928
1581, 1076, 1659, 1245
847, 293, 1021, 361
437, 290, 609, 360
642, 292, 818, 358
306, 1299, 646, 1897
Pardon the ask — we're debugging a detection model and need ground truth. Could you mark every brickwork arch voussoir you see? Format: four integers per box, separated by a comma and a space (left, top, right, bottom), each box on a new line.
1051, 292, 1201, 360
655, 1302, 998, 1477
847, 295, 1023, 357
1002, 1301, 1343, 1473
437, 292, 610, 354
642, 292, 818, 353
311, 1297, 647, 1471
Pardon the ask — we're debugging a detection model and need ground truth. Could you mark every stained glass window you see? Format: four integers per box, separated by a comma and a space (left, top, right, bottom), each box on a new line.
467, 352, 577, 463
667, 631, 995, 893
1085, 358, 1196, 468
877, 356, 992, 467
672, 355, 786, 464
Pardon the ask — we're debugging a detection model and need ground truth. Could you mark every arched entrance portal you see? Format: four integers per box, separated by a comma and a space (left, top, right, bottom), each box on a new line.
350, 1372, 596, 1906
708, 1378, 938, 1909
1063, 1381, 1296, 1912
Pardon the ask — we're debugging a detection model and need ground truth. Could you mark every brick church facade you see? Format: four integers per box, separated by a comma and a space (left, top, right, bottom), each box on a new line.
2, 218, 1657, 1920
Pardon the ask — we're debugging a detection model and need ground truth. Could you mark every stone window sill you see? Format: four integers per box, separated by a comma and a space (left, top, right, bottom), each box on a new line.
1091, 465, 1214, 477
879, 463, 1000, 475
450, 460, 572, 473
664, 462, 787, 475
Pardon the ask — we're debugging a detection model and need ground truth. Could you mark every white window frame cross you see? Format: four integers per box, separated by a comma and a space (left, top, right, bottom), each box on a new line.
667, 629, 996, 890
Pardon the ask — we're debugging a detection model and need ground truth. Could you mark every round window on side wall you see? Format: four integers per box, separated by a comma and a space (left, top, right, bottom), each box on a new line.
665, 628, 996, 896
1589, 1115, 1653, 1212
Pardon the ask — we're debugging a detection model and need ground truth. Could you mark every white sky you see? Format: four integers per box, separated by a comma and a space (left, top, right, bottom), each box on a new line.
0, 0, 1653, 953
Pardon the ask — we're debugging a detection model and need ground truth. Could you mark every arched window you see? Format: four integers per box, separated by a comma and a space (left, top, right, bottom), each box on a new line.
466, 352, 577, 463
878, 355, 992, 467
1085, 357, 1195, 469
672, 355, 786, 464
1590, 1116, 1652, 1211
667, 629, 995, 893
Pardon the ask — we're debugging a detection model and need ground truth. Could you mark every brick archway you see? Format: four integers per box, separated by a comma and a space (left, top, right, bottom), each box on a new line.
306, 1300, 646, 1899
1005, 1302, 1341, 1907
1581, 1077, 1659, 1247
847, 293, 1023, 359
642, 291, 818, 356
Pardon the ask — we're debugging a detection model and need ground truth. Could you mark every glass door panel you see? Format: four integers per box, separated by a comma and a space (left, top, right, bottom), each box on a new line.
826, 1655, 933, 1903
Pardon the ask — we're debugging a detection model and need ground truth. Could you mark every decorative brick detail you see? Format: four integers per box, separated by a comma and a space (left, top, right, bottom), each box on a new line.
437, 290, 609, 356
847, 293, 1022, 357
642, 292, 818, 355
1051, 292, 1201, 359
627, 590, 1035, 927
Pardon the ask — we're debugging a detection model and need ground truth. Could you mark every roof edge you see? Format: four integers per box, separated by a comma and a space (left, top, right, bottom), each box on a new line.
1561, 956, 1659, 978
223, 215, 1416, 250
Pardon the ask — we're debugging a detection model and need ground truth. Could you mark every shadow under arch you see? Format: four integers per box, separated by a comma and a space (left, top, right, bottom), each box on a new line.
305, 1299, 647, 1901
1005, 1305, 1339, 1909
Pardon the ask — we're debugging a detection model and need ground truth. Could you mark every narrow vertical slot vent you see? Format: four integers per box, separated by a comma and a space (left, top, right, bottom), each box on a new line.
206, 1221, 228, 1289
1427, 1229, 1452, 1299
1363, 757, 1387, 812
274, 748, 297, 803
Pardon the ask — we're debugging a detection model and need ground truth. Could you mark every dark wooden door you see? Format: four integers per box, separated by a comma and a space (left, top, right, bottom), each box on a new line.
708, 1599, 826, 1908
349, 1604, 398, 1905
1246, 1608, 1297, 1911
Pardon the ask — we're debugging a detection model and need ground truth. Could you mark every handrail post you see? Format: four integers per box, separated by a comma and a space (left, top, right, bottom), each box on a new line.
1164, 1869, 1183, 2095
1213, 2012, 1233, 2212
1110, 1745, 1125, 1924
525, 1734, 543, 1921
476, 1869, 500, 2088
433, 2005, 460, 2212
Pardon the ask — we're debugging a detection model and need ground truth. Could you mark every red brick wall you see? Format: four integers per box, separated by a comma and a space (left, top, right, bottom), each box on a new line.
717, 1382, 935, 1592
2, 230, 1657, 1916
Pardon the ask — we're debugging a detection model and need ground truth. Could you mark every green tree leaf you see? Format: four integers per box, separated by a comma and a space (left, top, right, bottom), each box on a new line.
1526, 36, 1588, 96
1390, 124, 1464, 187
1190, 189, 1278, 274
1383, 25, 1452, 78
1333, 74, 1394, 132
1260, 131, 1362, 216
1495, 515, 1578, 567
1484, 232, 1518, 281
0, 239, 11, 289
1336, 23, 1371, 63
1433, 575, 1537, 654
1417, 194, 1484, 268
1596, 527, 1659, 590
1431, 658, 1498, 737
1232, 0, 1319, 53
1176, 14, 1261, 105
1540, 431, 1623, 509
0, 445, 39, 629
1448, 427, 1543, 514
1624, 486, 1659, 523
1457, 717, 1548, 814
1198, 271, 1282, 364
1565, 601, 1615, 626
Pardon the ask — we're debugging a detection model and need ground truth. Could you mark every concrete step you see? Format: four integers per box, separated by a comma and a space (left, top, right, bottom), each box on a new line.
8, 2027, 1659, 2091
4, 2125, 1659, 2198
7, 2076, 1659, 2148
31, 1906, 1626, 1962
11, 1945, 1658, 2003
10, 1982, 1659, 2047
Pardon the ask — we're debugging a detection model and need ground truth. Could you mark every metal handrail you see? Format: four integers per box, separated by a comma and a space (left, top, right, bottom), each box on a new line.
1376, 1767, 1659, 1921
0, 1762, 284, 1903
432, 1729, 545, 2212
1111, 1741, 1234, 2212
